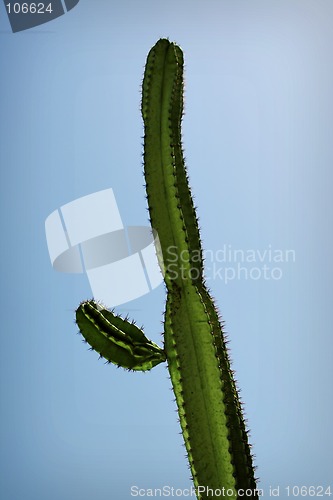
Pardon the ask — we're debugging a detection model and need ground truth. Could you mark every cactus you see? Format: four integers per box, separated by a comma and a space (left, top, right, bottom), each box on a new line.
76, 39, 258, 499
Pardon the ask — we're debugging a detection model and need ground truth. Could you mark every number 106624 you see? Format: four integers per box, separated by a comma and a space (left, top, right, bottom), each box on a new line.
6, 3, 53, 14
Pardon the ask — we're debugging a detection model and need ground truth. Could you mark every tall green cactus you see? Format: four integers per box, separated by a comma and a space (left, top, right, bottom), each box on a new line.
76, 39, 258, 500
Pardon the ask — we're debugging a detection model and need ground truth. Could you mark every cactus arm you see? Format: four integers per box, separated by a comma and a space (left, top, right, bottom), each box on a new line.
141, 40, 203, 285
142, 39, 257, 498
76, 300, 166, 371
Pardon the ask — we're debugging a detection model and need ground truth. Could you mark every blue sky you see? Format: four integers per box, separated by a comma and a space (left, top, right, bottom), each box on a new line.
0, 1, 332, 499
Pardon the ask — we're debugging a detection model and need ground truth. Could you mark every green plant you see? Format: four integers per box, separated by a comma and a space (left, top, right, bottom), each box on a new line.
76, 38, 258, 500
